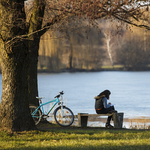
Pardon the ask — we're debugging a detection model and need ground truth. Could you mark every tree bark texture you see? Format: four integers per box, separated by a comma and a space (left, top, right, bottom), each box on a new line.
0, 1, 37, 131
28, 39, 40, 106
27, 0, 45, 106
0, 41, 35, 131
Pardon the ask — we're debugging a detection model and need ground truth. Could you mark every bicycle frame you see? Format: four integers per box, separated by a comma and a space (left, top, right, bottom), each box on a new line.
30, 91, 74, 127
31, 97, 61, 117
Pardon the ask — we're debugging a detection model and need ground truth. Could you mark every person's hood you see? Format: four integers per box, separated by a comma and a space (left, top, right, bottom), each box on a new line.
94, 95, 105, 99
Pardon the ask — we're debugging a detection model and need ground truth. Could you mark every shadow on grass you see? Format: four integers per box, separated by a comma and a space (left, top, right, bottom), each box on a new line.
1, 122, 150, 150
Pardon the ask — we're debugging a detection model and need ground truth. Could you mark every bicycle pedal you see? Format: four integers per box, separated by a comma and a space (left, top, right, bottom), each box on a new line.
42, 115, 48, 118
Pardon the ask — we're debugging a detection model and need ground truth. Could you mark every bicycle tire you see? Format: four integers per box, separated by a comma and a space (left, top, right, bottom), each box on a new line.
29, 105, 42, 125
54, 106, 74, 127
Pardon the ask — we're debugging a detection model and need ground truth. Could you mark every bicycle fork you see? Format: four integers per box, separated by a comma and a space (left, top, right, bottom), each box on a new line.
60, 96, 65, 118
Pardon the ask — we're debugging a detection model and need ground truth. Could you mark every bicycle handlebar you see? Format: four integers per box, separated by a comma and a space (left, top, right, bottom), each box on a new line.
54, 91, 64, 98
59, 91, 64, 95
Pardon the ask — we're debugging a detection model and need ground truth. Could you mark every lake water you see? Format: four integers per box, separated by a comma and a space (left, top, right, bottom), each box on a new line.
0, 71, 150, 119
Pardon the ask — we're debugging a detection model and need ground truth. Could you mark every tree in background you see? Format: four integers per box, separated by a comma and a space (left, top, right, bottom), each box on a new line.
95, 19, 121, 67
38, 18, 105, 71
116, 25, 150, 70
38, 31, 62, 72
0, 0, 150, 131
62, 20, 82, 70
59, 18, 104, 70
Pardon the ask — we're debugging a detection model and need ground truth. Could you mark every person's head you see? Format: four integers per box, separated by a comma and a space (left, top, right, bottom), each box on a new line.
99, 90, 111, 99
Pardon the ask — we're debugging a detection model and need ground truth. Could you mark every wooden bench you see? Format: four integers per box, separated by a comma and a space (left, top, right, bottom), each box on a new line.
78, 113, 124, 128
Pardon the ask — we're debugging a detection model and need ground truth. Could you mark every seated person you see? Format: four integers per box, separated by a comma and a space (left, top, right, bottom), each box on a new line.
94, 90, 117, 128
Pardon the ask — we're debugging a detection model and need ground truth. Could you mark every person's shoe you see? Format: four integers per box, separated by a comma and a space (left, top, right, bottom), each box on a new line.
105, 123, 114, 128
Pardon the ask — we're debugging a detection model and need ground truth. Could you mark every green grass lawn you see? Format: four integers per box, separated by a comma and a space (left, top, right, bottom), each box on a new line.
0, 124, 150, 150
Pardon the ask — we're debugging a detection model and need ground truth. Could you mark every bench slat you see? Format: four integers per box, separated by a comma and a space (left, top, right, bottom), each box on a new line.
78, 113, 113, 117
78, 113, 124, 128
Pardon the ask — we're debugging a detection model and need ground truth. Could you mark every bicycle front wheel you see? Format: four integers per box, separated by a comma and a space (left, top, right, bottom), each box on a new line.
54, 106, 74, 127
29, 105, 42, 125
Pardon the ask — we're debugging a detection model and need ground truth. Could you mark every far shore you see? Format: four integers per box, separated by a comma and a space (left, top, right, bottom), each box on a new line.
37, 66, 150, 73
0, 65, 150, 75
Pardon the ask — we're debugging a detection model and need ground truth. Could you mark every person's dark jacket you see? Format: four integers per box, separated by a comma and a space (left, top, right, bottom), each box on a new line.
95, 95, 105, 110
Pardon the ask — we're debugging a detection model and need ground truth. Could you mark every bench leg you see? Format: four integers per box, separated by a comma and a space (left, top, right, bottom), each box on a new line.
78, 113, 88, 127
113, 113, 124, 128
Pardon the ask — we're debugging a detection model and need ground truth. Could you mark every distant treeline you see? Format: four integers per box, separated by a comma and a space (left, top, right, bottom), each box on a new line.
0, 20, 149, 73
38, 20, 150, 72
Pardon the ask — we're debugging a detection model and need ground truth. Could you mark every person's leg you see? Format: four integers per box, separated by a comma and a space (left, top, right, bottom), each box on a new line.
96, 106, 116, 114
96, 107, 116, 128
106, 116, 113, 128
105, 106, 115, 128
106, 106, 115, 113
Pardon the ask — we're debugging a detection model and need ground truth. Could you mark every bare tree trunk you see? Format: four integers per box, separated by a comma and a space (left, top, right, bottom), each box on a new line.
27, 0, 45, 106
144, 29, 147, 52
104, 33, 114, 66
106, 38, 114, 66
69, 42, 73, 69
28, 39, 39, 106
0, 41, 35, 131
67, 32, 73, 69
0, 0, 36, 131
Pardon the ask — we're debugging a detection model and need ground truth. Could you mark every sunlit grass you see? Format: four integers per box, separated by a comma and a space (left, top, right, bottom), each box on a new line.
0, 127, 150, 150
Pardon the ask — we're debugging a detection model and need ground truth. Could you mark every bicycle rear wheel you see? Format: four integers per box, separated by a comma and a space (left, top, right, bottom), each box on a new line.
54, 106, 74, 127
29, 105, 42, 125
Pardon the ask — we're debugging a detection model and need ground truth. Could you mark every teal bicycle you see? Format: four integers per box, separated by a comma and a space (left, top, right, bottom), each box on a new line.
29, 91, 74, 127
